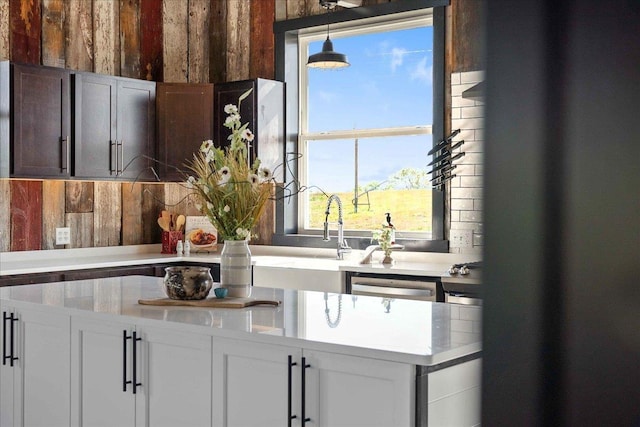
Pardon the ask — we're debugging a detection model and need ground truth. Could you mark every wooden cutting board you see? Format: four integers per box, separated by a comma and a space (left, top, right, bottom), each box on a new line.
138, 297, 281, 308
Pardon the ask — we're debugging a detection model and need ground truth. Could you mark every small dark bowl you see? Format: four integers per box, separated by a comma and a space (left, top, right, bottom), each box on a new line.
214, 287, 228, 299
163, 266, 213, 300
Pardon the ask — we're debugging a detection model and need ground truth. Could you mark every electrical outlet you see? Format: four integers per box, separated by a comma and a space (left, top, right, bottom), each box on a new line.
450, 229, 473, 248
56, 227, 71, 245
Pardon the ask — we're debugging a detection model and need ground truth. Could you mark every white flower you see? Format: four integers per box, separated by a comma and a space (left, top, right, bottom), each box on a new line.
187, 176, 196, 188
236, 228, 251, 240
248, 173, 259, 185
200, 140, 214, 153
223, 205, 231, 213
206, 202, 214, 211
195, 203, 202, 211
205, 150, 215, 163
224, 104, 238, 115
258, 167, 272, 181
241, 129, 254, 142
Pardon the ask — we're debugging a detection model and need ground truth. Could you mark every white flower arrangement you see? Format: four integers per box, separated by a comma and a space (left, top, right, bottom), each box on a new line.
187, 89, 272, 241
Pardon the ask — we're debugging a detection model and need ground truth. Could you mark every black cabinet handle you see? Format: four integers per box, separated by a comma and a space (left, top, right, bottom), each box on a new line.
60, 136, 68, 171
123, 330, 131, 392
2, 311, 8, 366
301, 357, 311, 425
110, 140, 117, 175
132, 331, 142, 394
288, 355, 297, 426
7, 313, 18, 367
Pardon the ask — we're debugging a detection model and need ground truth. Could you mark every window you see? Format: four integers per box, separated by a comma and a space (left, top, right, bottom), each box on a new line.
299, 15, 434, 238
274, 3, 446, 250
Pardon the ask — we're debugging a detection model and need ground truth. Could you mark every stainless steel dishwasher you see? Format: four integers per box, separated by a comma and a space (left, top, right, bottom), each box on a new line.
345, 272, 443, 302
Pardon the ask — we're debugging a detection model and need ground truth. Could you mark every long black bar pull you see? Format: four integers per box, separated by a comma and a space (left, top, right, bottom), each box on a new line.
9, 313, 18, 367
288, 355, 297, 426
123, 330, 132, 392
301, 357, 311, 425
132, 331, 142, 394
2, 311, 9, 366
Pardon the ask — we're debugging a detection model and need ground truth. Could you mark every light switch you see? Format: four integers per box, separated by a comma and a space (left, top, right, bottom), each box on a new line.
56, 227, 71, 245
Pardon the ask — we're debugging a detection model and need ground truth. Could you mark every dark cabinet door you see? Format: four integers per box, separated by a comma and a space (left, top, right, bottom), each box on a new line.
214, 79, 285, 182
156, 83, 214, 181
72, 74, 156, 180
11, 63, 71, 177
73, 73, 118, 178
116, 78, 156, 181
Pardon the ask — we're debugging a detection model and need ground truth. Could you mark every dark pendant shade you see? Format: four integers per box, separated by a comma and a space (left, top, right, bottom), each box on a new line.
307, 37, 350, 69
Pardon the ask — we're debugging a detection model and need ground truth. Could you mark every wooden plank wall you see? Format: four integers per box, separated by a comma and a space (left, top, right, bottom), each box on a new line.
1, 0, 468, 252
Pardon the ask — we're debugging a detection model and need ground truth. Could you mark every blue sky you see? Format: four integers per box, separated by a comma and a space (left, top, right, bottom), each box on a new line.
306, 25, 433, 192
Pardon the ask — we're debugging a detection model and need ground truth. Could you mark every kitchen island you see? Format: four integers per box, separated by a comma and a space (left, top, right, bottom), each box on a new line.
1, 275, 481, 427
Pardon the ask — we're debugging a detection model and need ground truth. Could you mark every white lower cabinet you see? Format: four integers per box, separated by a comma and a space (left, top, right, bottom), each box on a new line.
1, 305, 71, 427
71, 316, 213, 427
213, 338, 414, 427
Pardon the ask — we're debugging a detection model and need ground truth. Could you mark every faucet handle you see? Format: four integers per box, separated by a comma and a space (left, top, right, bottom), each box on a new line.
340, 239, 351, 250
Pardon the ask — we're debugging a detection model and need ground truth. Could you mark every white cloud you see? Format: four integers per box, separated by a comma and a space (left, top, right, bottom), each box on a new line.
390, 47, 408, 72
410, 57, 432, 84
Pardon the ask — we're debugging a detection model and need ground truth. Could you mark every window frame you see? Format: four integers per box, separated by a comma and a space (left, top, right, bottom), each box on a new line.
298, 14, 434, 237
273, 0, 448, 252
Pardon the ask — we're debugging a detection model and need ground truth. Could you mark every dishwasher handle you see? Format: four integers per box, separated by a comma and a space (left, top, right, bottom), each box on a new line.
351, 283, 435, 301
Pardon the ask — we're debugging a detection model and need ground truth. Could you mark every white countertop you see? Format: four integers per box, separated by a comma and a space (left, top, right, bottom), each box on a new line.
0, 244, 478, 279
0, 275, 482, 366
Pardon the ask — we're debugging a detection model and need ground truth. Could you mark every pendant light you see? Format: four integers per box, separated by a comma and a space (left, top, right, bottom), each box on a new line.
307, 1, 350, 69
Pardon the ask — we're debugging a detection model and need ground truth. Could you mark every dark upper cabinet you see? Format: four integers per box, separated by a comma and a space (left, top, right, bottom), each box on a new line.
214, 79, 285, 182
73, 73, 156, 180
156, 83, 214, 181
11, 63, 71, 178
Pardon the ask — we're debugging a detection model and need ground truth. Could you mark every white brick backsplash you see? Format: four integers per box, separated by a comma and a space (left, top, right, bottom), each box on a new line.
451, 187, 483, 199
460, 210, 482, 222
451, 117, 484, 130
451, 319, 474, 333
449, 304, 460, 320
450, 70, 485, 253
461, 106, 485, 119
460, 70, 485, 83
460, 176, 483, 188
459, 306, 482, 322
451, 82, 478, 97
463, 140, 483, 153
451, 95, 476, 108
451, 199, 474, 210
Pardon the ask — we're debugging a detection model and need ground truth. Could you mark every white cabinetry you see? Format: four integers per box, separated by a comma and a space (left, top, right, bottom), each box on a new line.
213, 338, 414, 427
1, 304, 70, 427
71, 316, 212, 427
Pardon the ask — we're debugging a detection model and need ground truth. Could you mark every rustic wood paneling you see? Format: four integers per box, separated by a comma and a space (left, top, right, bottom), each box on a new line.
94, 0, 120, 75
274, 0, 287, 21
142, 183, 164, 243
65, 0, 94, 72
209, 0, 227, 83
93, 181, 122, 246
0, 179, 9, 251
286, 0, 304, 19
41, 0, 65, 67
122, 182, 143, 245
66, 212, 93, 248
226, 0, 250, 81
188, 0, 210, 83
66, 181, 94, 213
0, 0, 8, 59
249, 0, 275, 80
164, 182, 200, 217
42, 180, 66, 249
162, 0, 188, 82
452, 0, 484, 73
253, 189, 275, 245
120, 0, 141, 79
10, 0, 41, 64
10, 180, 42, 251
140, 0, 163, 80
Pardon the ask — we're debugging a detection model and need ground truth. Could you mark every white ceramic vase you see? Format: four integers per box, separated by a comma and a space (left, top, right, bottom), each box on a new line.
220, 240, 252, 298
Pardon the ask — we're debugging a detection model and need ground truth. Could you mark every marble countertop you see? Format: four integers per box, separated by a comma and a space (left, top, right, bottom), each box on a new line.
0, 275, 482, 366
0, 244, 479, 280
